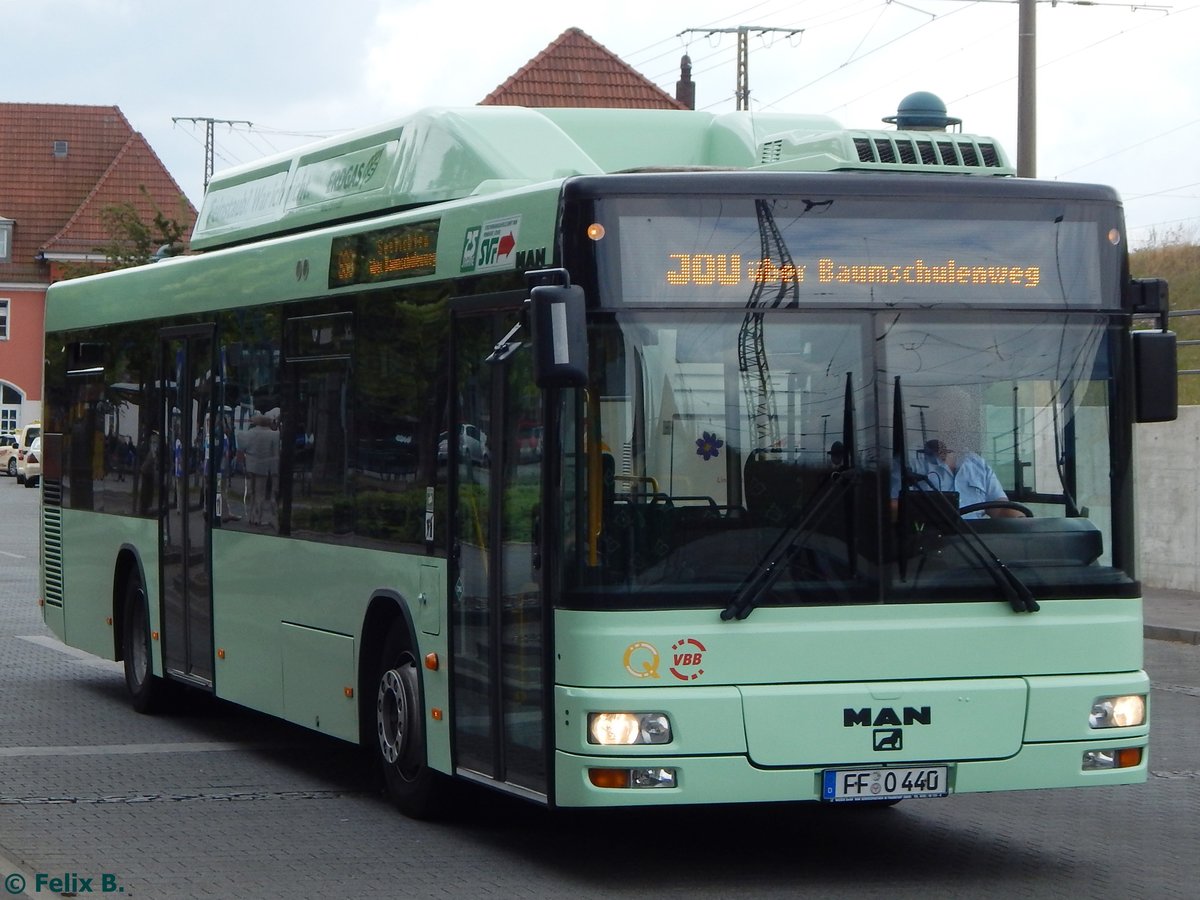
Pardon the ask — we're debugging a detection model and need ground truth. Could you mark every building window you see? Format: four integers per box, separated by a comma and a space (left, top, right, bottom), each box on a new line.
0, 299, 9, 340
0, 219, 11, 263
1, 383, 20, 434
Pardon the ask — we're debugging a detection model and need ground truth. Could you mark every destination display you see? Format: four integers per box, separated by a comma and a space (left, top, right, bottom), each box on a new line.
665, 253, 1042, 289
330, 219, 439, 288
604, 197, 1107, 307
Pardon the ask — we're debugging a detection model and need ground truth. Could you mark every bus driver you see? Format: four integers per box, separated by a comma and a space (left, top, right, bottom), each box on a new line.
894, 388, 1024, 520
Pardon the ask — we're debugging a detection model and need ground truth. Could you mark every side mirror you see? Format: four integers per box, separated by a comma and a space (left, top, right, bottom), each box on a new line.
1133, 329, 1177, 423
529, 284, 588, 388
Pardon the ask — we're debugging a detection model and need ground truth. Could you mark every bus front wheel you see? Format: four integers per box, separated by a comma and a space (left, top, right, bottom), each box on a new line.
374, 622, 444, 818
122, 571, 164, 714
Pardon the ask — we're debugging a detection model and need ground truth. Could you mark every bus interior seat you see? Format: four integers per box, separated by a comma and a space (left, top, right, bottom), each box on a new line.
743, 453, 827, 526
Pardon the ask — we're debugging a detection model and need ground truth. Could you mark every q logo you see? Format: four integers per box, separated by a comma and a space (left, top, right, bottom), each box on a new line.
623, 642, 661, 679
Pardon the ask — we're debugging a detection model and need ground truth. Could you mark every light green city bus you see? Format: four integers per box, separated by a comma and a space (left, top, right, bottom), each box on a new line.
39, 103, 1176, 818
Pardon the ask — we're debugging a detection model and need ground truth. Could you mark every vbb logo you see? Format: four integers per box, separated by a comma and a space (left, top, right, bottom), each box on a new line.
669, 637, 707, 681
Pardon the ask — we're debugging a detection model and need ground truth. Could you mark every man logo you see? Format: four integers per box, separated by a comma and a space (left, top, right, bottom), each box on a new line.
874, 729, 903, 751
843, 706, 932, 727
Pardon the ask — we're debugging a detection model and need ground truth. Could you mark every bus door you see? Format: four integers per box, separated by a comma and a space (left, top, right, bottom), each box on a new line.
450, 300, 547, 800
158, 327, 216, 687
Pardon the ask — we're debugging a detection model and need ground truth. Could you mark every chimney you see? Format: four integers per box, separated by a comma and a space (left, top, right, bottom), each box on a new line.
676, 54, 695, 110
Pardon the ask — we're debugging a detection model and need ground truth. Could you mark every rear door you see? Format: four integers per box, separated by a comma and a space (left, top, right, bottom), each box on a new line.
158, 326, 216, 687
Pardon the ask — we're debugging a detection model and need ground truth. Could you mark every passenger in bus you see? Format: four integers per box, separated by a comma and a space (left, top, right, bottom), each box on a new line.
137, 429, 158, 515
240, 414, 280, 527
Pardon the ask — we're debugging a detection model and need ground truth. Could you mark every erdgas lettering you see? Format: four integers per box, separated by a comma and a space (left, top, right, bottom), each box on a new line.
327, 148, 384, 194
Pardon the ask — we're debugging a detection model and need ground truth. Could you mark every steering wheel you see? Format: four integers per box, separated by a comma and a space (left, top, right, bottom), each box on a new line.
958, 500, 1034, 518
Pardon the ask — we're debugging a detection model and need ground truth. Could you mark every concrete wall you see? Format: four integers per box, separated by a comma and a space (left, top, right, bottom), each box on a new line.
1136, 406, 1200, 590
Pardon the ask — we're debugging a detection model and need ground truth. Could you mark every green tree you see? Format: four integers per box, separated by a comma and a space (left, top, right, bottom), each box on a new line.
1131, 229, 1200, 405
57, 186, 191, 280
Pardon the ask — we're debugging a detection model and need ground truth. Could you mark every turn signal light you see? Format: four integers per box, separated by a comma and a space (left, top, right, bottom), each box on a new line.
588, 768, 630, 789
587, 767, 677, 789
1082, 747, 1143, 770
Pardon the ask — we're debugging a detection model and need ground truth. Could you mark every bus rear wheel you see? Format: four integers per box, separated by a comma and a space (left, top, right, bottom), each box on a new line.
374, 622, 444, 818
122, 571, 164, 714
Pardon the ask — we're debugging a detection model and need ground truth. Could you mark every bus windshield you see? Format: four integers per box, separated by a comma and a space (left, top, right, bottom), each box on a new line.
560, 193, 1134, 611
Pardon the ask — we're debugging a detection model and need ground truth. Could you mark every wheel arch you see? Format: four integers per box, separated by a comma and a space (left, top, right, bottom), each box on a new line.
112, 544, 150, 663
358, 590, 421, 748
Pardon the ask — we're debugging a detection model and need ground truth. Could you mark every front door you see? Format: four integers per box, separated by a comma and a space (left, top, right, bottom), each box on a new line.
450, 300, 547, 798
159, 328, 215, 686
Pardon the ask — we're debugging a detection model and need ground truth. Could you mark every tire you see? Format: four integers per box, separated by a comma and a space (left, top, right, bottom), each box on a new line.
6, 458, 15, 476
122, 571, 165, 714
373, 621, 446, 818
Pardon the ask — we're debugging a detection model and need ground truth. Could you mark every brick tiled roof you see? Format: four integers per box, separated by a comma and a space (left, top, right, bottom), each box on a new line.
481, 28, 688, 110
0, 103, 195, 282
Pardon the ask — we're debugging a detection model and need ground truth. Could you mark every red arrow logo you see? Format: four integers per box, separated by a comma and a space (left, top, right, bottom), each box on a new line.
498, 232, 516, 257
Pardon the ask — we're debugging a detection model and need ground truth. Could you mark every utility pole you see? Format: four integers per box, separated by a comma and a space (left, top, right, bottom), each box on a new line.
679, 26, 803, 110
1014, 0, 1166, 175
1017, 0, 1036, 176
171, 116, 253, 190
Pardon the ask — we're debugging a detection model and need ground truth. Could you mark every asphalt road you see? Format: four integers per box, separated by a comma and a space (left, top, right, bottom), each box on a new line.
1, 478, 1197, 899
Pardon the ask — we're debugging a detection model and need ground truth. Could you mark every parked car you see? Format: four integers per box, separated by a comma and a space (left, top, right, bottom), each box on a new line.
517, 423, 543, 462
14, 422, 40, 484
22, 436, 41, 488
0, 434, 18, 476
437, 424, 489, 466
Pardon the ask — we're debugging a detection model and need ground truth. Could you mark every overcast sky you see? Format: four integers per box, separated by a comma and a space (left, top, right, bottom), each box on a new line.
3, 0, 1197, 247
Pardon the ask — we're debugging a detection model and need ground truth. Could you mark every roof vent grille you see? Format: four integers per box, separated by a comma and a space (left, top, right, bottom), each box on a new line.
915, 140, 938, 165
872, 138, 897, 164
936, 141, 960, 166
760, 140, 783, 164
978, 142, 1001, 167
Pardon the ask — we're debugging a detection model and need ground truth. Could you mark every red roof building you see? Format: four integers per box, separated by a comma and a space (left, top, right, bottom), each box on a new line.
481, 28, 692, 110
0, 103, 195, 434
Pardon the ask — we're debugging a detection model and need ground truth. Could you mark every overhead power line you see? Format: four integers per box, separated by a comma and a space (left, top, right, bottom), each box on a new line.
678, 26, 804, 110
171, 116, 254, 190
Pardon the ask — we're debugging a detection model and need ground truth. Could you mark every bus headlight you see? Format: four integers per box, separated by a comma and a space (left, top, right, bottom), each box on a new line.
1089, 695, 1146, 728
587, 712, 672, 745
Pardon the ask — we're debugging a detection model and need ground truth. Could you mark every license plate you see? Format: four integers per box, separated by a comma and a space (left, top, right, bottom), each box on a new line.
821, 766, 948, 802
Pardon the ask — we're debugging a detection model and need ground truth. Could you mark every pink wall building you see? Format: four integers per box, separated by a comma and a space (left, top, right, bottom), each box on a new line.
0, 103, 195, 435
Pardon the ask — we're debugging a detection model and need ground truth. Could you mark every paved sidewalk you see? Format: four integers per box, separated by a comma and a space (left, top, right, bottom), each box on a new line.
1144, 586, 1200, 644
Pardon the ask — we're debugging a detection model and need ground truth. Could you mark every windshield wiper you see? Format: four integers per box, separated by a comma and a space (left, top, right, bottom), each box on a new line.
723, 372, 858, 621
721, 466, 858, 621
892, 376, 1039, 614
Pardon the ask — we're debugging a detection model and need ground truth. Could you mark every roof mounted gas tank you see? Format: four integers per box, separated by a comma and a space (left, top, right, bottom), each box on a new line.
882, 92, 963, 132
